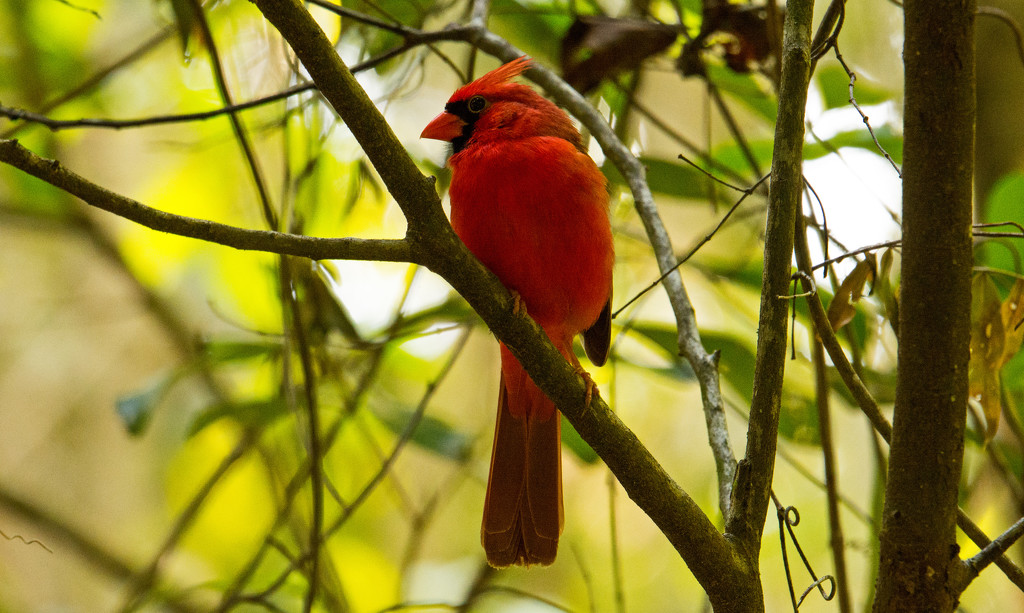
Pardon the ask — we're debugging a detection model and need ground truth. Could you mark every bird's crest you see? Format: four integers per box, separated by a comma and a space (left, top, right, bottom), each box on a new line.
460, 56, 532, 95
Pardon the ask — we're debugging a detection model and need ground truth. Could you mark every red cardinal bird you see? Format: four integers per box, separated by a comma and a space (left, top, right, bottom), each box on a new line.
421, 57, 614, 567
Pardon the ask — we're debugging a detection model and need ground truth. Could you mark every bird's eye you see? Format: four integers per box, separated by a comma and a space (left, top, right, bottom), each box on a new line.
467, 95, 487, 114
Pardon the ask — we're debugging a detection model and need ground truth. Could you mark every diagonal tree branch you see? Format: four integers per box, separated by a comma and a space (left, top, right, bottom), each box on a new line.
0, 3, 749, 607
3, 4, 737, 525
962, 515, 1024, 588
248, 0, 755, 607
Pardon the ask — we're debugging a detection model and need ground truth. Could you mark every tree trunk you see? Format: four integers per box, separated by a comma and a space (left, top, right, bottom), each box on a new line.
872, 0, 975, 610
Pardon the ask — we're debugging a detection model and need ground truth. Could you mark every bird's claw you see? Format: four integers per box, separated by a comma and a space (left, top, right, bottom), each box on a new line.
574, 365, 598, 407
510, 290, 526, 317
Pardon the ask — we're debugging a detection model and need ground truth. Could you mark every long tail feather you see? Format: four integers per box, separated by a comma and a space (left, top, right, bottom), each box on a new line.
481, 346, 563, 566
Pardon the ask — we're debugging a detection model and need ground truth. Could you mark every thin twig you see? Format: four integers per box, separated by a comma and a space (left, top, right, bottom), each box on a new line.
678, 153, 757, 193
214, 345, 390, 611
614, 172, 769, 318
308, 0, 407, 32
794, 202, 893, 440
321, 328, 471, 538
957, 510, 1024, 591
811, 239, 901, 271
280, 260, 324, 612
812, 339, 852, 613
706, 81, 763, 178
0, 83, 315, 131
240, 327, 473, 602
117, 429, 259, 613
0, 528, 52, 553
795, 207, 1024, 591
977, 6, 1024, 72
832, 44, 902, 178
0, 488, 133, 578
975, 220, 1024, 233
0, 26, 175, 138
189, 0, 278, 229
615, 82, 750, 185
810, 0, 847, 65
0, 489, 203, 613
772, 492, 836, 611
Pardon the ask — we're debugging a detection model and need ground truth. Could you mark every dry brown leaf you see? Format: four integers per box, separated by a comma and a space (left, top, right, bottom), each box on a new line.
999, 278, 1024, 364
826, 259, 875, 332
560, 17, 677, 93
969, 274, 1006, 440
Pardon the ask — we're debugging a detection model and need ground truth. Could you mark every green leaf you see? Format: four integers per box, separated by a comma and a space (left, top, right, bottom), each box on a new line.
624, 322, 677, 356
628, 323, 753, 396
706, 64, 777, 121
391, 295, 479, 340
490, 0, 575, 61
979, 171, 1024, 274
188, 397, 289, 437
816, 64, 891, 110
604, 157, 710, 201
709, 139, 774, 177
203, 339, 281, 364
165, 0, 196, 56
777, 393, 820, 446
561, 416, 598, 464
116, 371, 177, 435
339, 0, 427, 62
378, 409, 471, 461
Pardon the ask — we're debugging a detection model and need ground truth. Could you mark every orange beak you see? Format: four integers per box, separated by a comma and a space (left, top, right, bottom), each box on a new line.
421, 111, 465, 142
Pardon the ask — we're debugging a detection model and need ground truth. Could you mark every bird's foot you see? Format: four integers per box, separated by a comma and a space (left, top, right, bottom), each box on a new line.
510, 290, 526, 317
574, 365, 599, 407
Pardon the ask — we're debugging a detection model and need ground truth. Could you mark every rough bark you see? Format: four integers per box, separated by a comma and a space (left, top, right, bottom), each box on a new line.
872, 0, 975, 610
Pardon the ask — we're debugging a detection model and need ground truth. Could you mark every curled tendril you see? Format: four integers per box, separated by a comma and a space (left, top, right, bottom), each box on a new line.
772, 492, 835, 611
797, 574, 837, 608
0, 528, 53, 553
780, 504, 801, 527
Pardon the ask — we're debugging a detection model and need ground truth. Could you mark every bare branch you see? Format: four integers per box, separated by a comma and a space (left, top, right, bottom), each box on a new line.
725, 0, 815, 554
0, 139, 416, 263
793, 208, 893, 442
811, 239, 901, 271
832, 45, 903, 177
958, 511, 1024, 590
248, 1, 751, 606
0, 83, 316, 131
0, 26, 175, 138
188, 0, 277, 228
117, 430, 258, 613
812, 339, 852, 613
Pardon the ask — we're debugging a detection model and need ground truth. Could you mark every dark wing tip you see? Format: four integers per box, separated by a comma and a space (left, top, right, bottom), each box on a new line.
582, 298, 612, 366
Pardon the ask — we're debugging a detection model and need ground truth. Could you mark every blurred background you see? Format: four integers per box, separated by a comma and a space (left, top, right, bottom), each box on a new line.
1, 0, 1023, 611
